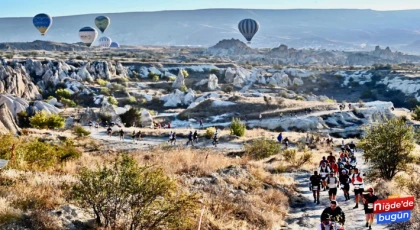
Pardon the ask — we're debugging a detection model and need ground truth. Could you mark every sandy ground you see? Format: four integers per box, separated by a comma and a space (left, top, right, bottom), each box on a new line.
284, 144, 389, 230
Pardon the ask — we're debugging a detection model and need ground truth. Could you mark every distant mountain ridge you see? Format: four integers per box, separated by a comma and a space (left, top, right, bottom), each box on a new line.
2, 9, 420, 52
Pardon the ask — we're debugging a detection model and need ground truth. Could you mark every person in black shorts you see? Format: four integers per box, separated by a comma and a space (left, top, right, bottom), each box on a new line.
351, 168, 365, 209
309, 171, 322, 204
327, 172, 339, 201
339, 169, 351, 201
363, 188, 378, 230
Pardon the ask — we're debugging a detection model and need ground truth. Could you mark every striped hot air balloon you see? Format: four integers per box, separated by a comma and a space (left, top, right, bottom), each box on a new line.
33, 13, 53, 36
238, 19, 260, 44
78, 27, 98, 47
98, 37, 112, 47
95, 16, 110, 33
110, 42, 120, 48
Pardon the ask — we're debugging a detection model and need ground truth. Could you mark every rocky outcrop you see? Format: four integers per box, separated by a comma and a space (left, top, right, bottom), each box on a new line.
141, 109, 153, 128
224, 67, 236, 83
0, 103, 20, 135
172, 69, 185, 89
79, 108, 97, 125
206, 39, 256, 56
208, 74, 219, 90
0, 64, 40, 100
268, 73, 292, 87
99, 104, 122, 124
160, 89, 196, 107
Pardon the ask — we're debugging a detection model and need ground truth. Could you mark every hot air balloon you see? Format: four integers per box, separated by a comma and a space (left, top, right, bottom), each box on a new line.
238, 19, 259, 44
33, 13, 53, 36
95, 16, 110, 33
79, 27, 98, 47
110, 42, 120, 48
98, 37, 112, 47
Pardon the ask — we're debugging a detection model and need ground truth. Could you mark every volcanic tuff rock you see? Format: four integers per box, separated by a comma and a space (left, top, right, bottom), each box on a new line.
141, 109, 153, 128
208, 74, 219, 91
0, 103, 20, 135
172, 69, 186, 89
0, 64, 40, 99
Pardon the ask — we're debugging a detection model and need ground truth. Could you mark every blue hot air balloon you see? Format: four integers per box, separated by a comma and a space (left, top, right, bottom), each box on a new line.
110, 42, 120, 48
238, 19, 259, 44
33, 13, 53, 36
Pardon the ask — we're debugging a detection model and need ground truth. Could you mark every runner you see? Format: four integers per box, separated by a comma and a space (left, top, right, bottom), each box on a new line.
259, 113, 262, 121
319, 162, 331, 191
330, 160, 339, 177
327, 152, 336, 164
137, 130, 142, 141
349, 155, 357, 169
318, 213, 344, 230
283, 137, 289, 149
212, 131, 219, 147
132, 130, 136, 142
321, 200, 346, 227
337, 158, 345, 175
88, 121, 93, 129
309, 171, 322, 204
95, 122, 99, 130
351, 168, 365, 209
119, 129, 124, 141
193, 130, 199, 144
339, 169, 351, 201
171, 132, 177, 145
186, 131, 194, 146
349, 141, 356, 153
168, 131, 173, 143
362, 188, 378, 230
327, 172, 339, 201
107, 126, 112, 137
277, 133, 283, 143
199, 119, 203, 128
319, 156, 328, 167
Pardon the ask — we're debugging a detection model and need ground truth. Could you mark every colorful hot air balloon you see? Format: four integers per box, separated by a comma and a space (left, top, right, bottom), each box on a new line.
78, 27, 98, 47
110, 42, 120, 48
33, 13, 53, 36
238, 19, 259, 44
95, 16, 110, 33
98, 37, 112, 47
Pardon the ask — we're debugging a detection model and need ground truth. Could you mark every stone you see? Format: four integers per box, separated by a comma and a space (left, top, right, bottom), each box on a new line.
172, 69, 186, 89
0, 103, 20, 135
207, 74, 219, 90
224, 67, 236, 83
0, 65, 40, 99
141, 109, 153, 128
293, 77, 304, 86
79, 108, 97, 126
99, 104, 122, 125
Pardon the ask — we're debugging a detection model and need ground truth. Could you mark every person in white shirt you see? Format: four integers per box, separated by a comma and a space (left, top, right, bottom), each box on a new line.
327, 172, 339, 201
318, 214, 344, 230
319, 162, 331, 190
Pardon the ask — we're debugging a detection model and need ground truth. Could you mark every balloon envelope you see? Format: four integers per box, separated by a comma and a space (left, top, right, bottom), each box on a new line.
99, 37, 112, 47
33, 13, 53, 36
79, 27, 98, 47
95, 16, 110, 33
238, 19, 259, 43
110, 42, 120, 48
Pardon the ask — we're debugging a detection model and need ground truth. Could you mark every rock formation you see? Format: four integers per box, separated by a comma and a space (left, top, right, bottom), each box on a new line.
0, 103, 20, 135
141, 109, 153, 128
0, 64, 40, 100
172, 69, 185, 89
208, 74, 219, 90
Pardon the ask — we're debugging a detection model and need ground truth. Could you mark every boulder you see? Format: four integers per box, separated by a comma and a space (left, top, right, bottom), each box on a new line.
195, 79, 208, 87
0, 94, 28, 116
172, 69, 186, 89
99, 104, 122, 124
115, 62, 128, 77
77, 64, 93, 81
268, 73, 292, 87
79, 108, 97, 126
207, 74, 219, 91
0, 65, 40, 99
224, 67, 236, 83
233, 75, 245, 88
183, 89, 196, 105
160, 90, 184, 107
141, 109, 153, 128
293, 77, 304, 86
0, 103, 20, 135
34, 101, 61, 114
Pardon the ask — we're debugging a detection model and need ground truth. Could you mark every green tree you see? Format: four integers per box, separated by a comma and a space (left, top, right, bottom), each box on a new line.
412, 105, 420, 121
30, 112, 65, 129
71, 154, 199, 229
230, 117, 246, 137
108, 96, 118, 106
55, 89, 71, 100
120, 108, 141, 127
359, 118, 416, 180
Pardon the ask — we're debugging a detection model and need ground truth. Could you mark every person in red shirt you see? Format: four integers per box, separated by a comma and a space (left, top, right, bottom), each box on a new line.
327, 152, 336, 164
330, 160, 339, 176
351, 168, 365, 209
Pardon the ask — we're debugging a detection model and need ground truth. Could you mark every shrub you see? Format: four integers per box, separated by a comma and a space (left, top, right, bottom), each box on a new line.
60, 98, 77, 107
17, 111, 30, 128
295, 96, 304, 101
96, 78, 108, 86
282, 149, 297, 163
128, 96, 137, 104
168, 76, 176, 82
55, 89, 71, 100
100, 87, 111, 96
30, 112, 65, 129
359, 118, 416, 180
120, 108, 141, 127
98, 113, 112, 124
230, 118, 246, 137
152, 75, 159, 82
412, 106, 420, 121
245, 139, 280, 160
205, 127, 216, 139
180, 85, 188, 92
222, 85, 233, 94
181, 69, 189, 78
282, 149, 313, 168
108, 96, 118, 106
71, 154, 199, 229
73, 125, 91, 137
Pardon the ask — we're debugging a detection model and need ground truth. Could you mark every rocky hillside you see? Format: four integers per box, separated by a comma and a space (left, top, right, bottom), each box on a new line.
0, 40, 90, 52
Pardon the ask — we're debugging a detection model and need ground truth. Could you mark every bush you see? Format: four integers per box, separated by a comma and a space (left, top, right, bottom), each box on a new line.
30, 112, 65, 129
108, 96, 118, 106
60, 98, 77, 107
412, 106, 420, 121
180, 85, 188, 92
17, 111, 30, 128
120, 108, 141, 127
71, 154, 199, 229
222, 85, 233, 94
181, 69, 189, 78
359, 118, 416, 180
73, 125, 91, 137
205, 127, 216, 139
128, 96, 137, 104
282, 149, 297, 163
100, 87, 111, 96
230, 117, 246, 137
245, 139, 280, 160
282, 149, 313, 168
168, 76, 176, 82
152, 75, 159, 82
96, 78, 108, 86
55, 89, 71, 100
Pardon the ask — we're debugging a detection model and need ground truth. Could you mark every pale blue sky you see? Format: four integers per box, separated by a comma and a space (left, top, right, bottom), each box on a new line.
2, 0, 420, 17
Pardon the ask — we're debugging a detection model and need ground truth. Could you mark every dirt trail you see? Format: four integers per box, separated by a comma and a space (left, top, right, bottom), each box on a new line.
284, 146, 388, 230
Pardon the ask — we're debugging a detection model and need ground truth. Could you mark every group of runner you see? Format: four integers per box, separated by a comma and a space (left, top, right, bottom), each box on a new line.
310, 141, 378, 230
